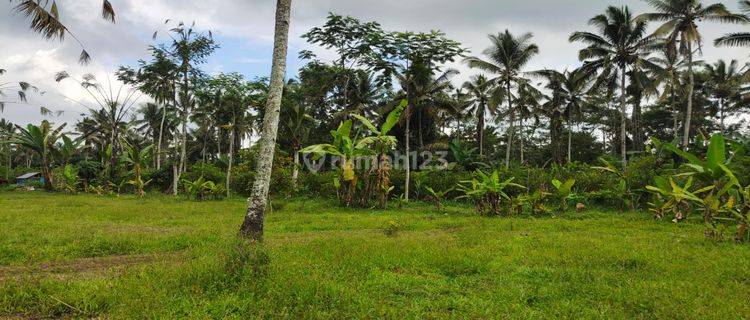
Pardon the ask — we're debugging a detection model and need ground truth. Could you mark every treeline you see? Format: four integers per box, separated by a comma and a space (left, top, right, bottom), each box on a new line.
1, 1, 750, 200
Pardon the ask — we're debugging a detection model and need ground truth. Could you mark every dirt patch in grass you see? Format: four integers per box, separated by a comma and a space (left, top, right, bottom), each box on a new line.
0, 253, 181, 281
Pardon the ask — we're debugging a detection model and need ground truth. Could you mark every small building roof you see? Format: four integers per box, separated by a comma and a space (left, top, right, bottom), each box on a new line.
17, 172, 40, 179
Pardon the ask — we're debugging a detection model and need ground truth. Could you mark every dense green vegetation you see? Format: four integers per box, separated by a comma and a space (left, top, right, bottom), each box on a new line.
1, 192, 749, 318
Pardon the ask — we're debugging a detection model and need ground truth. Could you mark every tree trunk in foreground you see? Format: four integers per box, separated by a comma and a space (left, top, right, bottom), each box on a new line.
240, 0, 292, 242
291, 148, 300, 187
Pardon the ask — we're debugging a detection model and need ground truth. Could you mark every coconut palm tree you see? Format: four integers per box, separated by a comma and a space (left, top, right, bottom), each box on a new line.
716, 1, 750, 47
10, 0, 115, 64
704, 59, 746, 133
570, 6, 655, 167
280, 84, 314, 188
462, 75, 498, 157
532, 68, 593, 163
118, 48, 179, 170
55, 72, 140, 181
513, 78, 543, 164
626, 63, 660, 151
9, 120, 66, 191
134, 102, 176, 168
535, 75, 567, 164
639, 0, 747, 147
0, 119, 16, 181
465, 30, 539, 168
383, 61, 458, 200
646, 45, 693, 141
241, 0, 292, 242
333, 70, 383, 121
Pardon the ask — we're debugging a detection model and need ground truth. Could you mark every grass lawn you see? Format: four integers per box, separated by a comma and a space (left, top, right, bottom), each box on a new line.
1, 191, 749, 319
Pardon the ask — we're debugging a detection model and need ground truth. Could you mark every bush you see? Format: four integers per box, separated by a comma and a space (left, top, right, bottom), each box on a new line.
183, 163, 226, 185
77, 160, 102, 191
296, 171, 338, 198
144, 162, 174, 193
729, 155, 750, 186
230, 147, 294, 197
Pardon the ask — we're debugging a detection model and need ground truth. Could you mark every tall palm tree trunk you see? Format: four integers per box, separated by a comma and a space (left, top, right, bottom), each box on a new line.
671, 85, 679, 142
292, 147, 300, 187
619, 68, 628, 168
226, 124, 234, 198
179, 112, 188, 172
476, 101, 484, 157
172, 161, 179, 195
567, 118, 572, 164
519, 116, 524, 164
683, 43, 694, 148
240, 0, 292, 242
719, 98, 725, 134
504, 80, 514, 168
156, 102, 166, 170
633, 99, 643, 151
418, 109, 423, 149
404, 106, 411, 201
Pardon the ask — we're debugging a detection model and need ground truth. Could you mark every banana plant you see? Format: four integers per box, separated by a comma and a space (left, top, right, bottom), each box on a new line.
57, 134, 84, 167
726, 184, 750, 243
593, 158, 636, 210
182, 176, 214, 201
654, 134, 745, 236
425, 186, 453, 212
301, 120, 373, 206
302, 101, 405, 208
352, 100, 406, 208
551, 178, 576, 212
457, 170, 525, 216
646, 176, 714, 222
654, 134, 735, 182
121, 139, 153, 197
61, 164, 80, 194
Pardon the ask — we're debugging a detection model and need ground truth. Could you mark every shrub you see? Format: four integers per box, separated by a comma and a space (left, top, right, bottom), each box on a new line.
381, 220, 400, 237
77, 160, 102, 191
296, 171, 338, 198
143, 163, 173, 193
183, 163, 226, 185
457, 169, 525, 216
230, 148, 293, 197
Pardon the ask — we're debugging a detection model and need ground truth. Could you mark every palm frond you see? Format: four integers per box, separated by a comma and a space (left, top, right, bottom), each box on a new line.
715, 32, 750, 46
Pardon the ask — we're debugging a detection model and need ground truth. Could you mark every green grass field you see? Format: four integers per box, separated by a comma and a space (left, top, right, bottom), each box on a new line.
1, 191, 749, 319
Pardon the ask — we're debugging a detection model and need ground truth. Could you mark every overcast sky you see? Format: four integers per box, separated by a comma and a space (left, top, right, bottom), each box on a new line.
1, 0, 748, 126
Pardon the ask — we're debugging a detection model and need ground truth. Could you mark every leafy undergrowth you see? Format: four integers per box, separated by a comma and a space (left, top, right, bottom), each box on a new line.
1, 192, 749, 319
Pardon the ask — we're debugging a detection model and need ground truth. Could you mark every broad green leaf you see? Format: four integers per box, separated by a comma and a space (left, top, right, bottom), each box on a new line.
551, 179, 562, 190
381, 100, 407, 135
706, 134, 726, 173
351, 114, 378, 133
561, 179, 575, 194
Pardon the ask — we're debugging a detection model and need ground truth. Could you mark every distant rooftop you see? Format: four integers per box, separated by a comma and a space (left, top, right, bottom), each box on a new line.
16, 172, 40, 179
